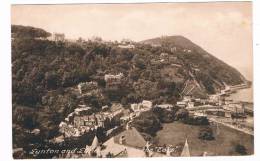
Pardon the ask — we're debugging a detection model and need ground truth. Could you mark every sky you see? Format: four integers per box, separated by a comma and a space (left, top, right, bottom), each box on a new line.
11, 2, 253, 80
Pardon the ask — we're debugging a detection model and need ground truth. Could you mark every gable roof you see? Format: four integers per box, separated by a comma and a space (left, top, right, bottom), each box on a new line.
101, 137, 146, 157
110, 103, 123, 112
114, 127, 146, 148
101, 130, 165, 158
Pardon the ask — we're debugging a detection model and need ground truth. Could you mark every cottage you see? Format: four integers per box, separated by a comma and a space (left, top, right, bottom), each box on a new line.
223, 103, 245, 113
142, 100, 152, 108
74, 116, 85, 128
74, 106, 92, 116
110, 103, 124, 116
224, 111, 232, 118
78, 81, 98, 94
118, 44, 135, 49
183, 49, 192, 53
160, 53, 169, 59
105, 73, 123, 81
102, 105, 109, 111
156, 104, 173, 111
94, 114, 107, 127
171, 63, 182, 68
176, 101, 187, 108
193, 111, 207, 117
209, 95, 218, 101
171, 47, 177, 52
183, 95, 192, 102
131, 103, 139, 112
187, 102, 194, 109
131, 100, 153, 112
104, 73, 124, 87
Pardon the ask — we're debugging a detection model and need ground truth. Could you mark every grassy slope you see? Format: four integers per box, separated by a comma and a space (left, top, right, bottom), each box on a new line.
155, 122, 253, 156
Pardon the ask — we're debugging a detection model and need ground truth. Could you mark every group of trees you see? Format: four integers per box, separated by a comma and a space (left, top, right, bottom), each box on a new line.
131, 111, 162, 136
12, 25, 51, 39
131, 107, 189, 136
198, 127, 215, 140
183, 116, 210, 126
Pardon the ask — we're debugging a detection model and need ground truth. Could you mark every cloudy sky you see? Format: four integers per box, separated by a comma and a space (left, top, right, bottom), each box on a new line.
11, 2, 252, 80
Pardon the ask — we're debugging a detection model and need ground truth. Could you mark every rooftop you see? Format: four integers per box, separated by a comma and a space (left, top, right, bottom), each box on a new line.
114, 127, 146, 148
101, 137, 146, 157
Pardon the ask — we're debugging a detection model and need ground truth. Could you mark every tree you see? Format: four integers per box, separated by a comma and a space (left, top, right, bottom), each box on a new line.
152, 107, 175, 123
234, 144, 247, 155
13, 106, 38, 129
183, 116, 209, 126
132, 54, 146, 69
96, 127, 106, 143
175, 109, 189, 121
133, 79, 158, 100
198, 127, 215, 140
12, 25, 51, 39
132, 111, 162, 136
44, 72, 61, 90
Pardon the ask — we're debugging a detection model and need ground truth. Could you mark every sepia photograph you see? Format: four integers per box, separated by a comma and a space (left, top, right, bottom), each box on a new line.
10, 1, 254, 159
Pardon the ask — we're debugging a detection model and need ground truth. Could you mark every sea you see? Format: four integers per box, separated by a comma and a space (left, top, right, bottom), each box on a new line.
227, 87, 253, 103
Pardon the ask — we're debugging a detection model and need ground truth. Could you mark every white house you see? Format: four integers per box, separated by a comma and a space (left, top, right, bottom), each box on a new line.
74, 106, 92, 115
118, 44, 135, 49
78, 81, 98, 94
223, 103, 245, 113
104, 73, 124, 87
183, 95, 192, 102
142, 100, 153, 109
187, 102, 194, 109
156, 104, 173, 111
176, 101, 187, 108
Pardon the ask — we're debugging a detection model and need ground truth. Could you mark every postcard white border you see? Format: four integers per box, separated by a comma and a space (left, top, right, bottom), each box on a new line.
1, 0, 259, 161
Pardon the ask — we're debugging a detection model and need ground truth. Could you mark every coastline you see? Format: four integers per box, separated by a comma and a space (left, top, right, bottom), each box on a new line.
227, 86, 253, 103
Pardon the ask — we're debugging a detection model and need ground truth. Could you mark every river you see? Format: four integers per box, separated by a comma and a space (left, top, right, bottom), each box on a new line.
227, 87, 253, 103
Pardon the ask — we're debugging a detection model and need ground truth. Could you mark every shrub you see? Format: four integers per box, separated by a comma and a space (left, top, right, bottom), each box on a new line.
234, 144, 247, 155
183, 116, 209, 126
198, 127, 215, 140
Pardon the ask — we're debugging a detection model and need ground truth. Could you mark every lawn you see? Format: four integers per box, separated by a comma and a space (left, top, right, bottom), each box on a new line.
154, 122, 254, 156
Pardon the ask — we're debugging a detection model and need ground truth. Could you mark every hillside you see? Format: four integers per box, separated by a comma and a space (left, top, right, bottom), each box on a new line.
11, 25, 246, 154
141, 35, 246, 93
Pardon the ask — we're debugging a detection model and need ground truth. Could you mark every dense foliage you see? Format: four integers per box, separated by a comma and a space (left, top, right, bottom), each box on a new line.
132, 111, 162, 136
198, 127, 215, 140
12, 25, 51, 39
234, 144, 248, 155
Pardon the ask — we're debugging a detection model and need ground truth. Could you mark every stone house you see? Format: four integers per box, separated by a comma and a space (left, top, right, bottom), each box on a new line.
104, 73, 124, 87
78, 81, 98, 94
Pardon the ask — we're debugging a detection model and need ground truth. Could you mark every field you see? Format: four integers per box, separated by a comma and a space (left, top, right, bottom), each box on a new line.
155, 122, 254, 156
